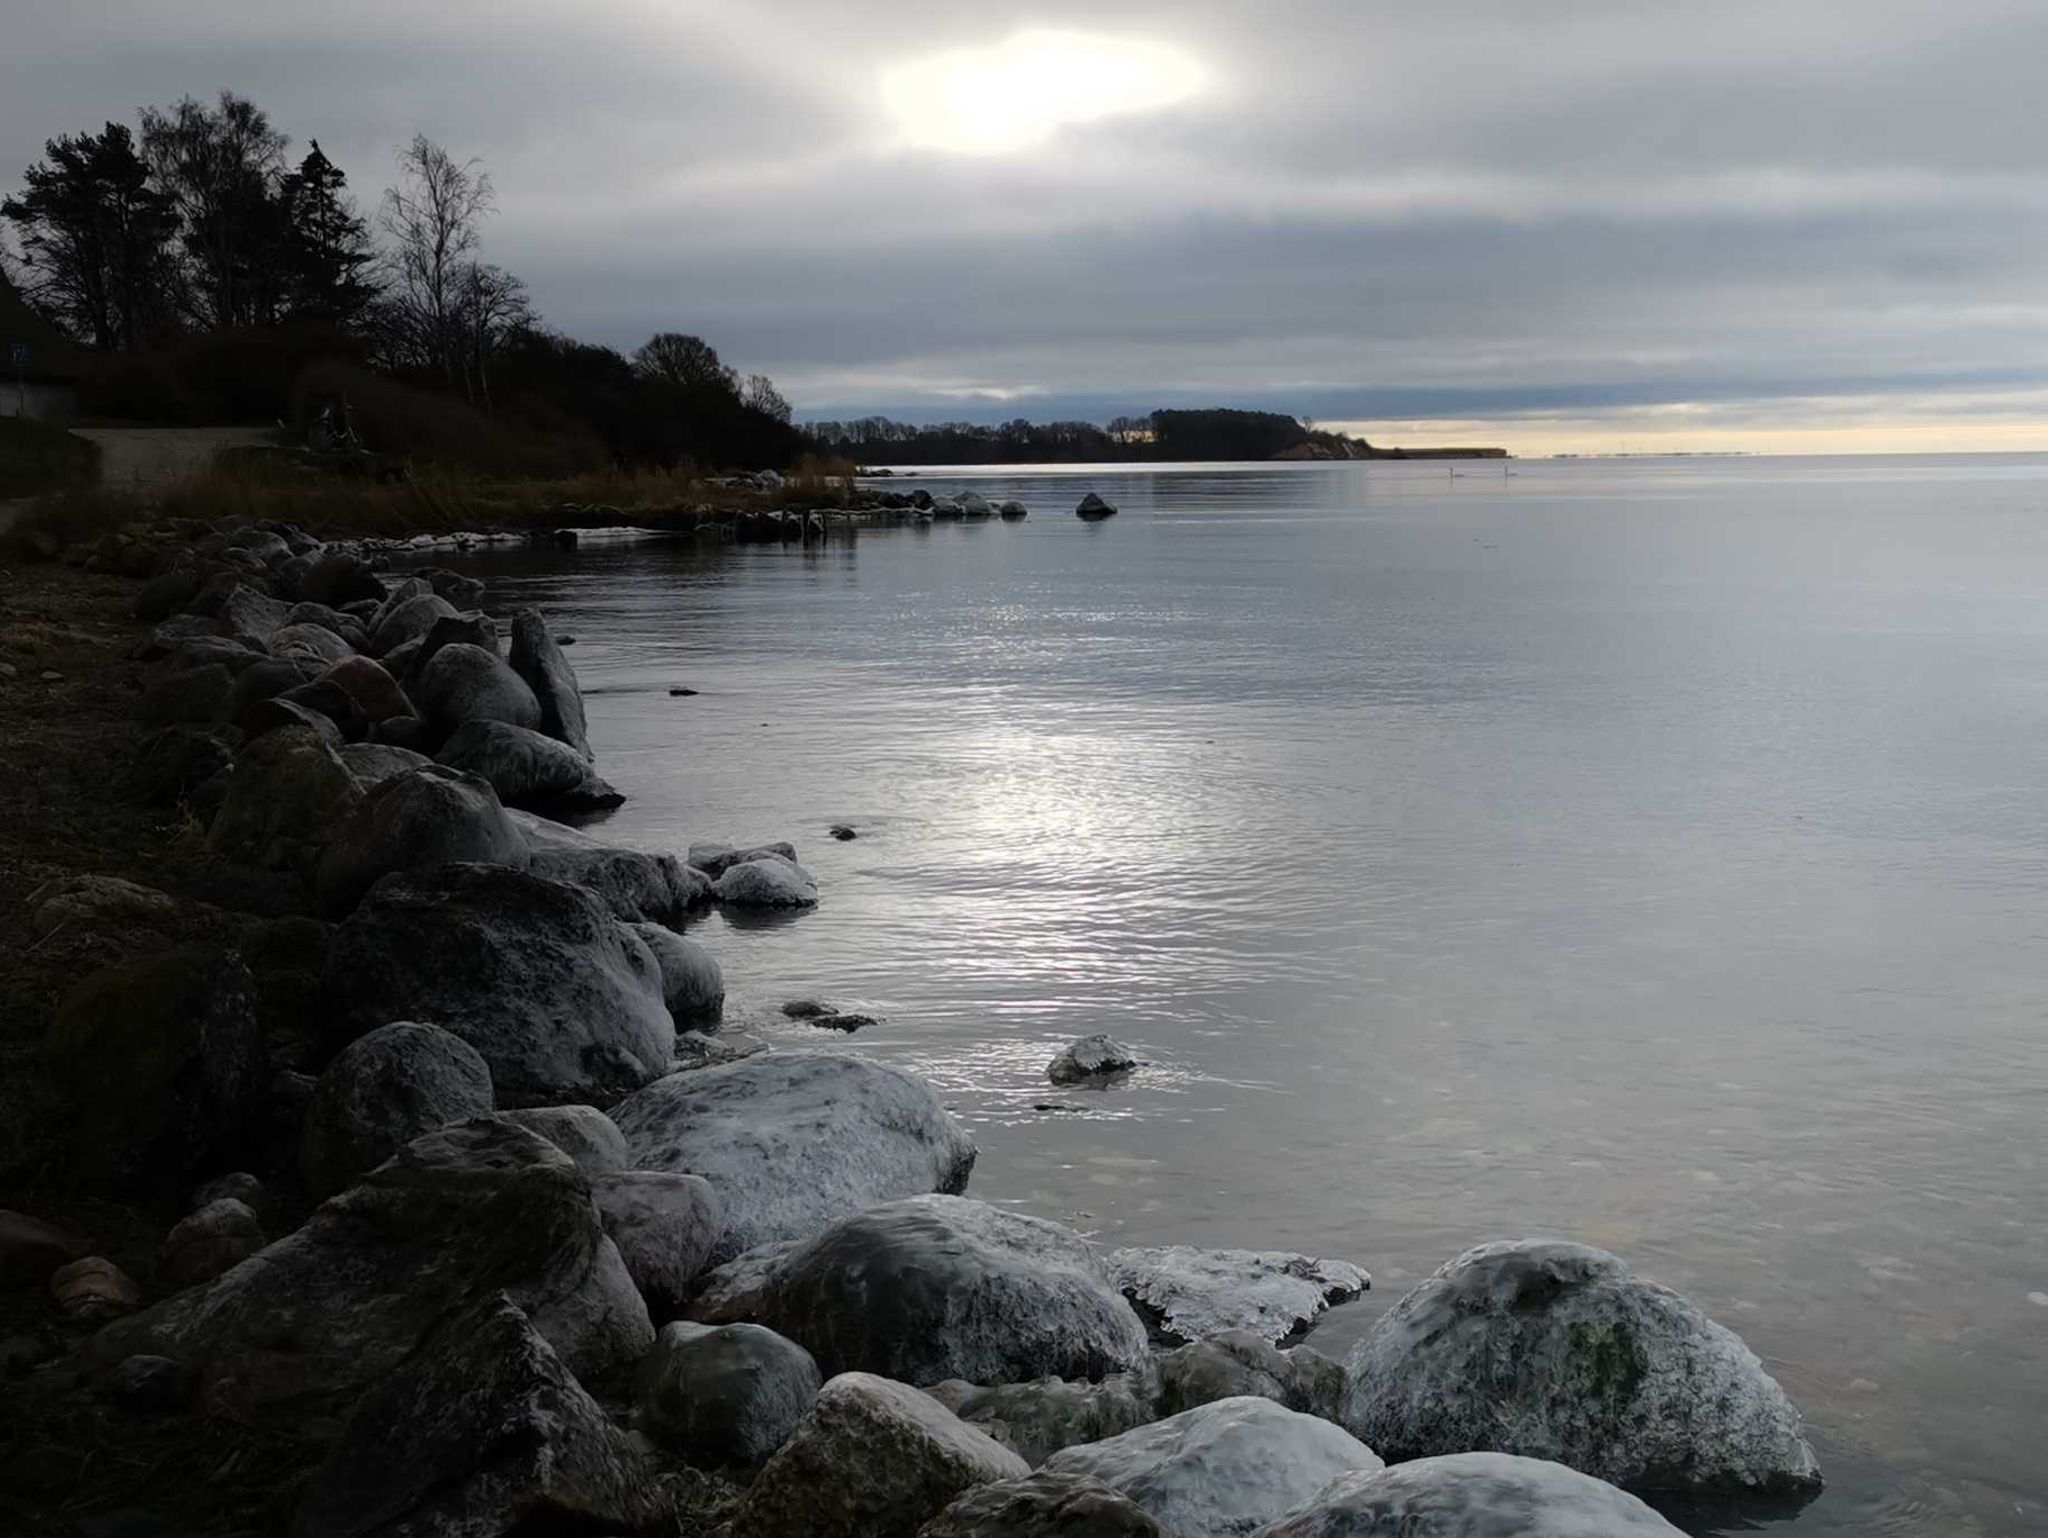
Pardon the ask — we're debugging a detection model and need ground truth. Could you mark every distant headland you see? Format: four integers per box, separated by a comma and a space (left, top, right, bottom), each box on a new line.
803, 408, 1506, 465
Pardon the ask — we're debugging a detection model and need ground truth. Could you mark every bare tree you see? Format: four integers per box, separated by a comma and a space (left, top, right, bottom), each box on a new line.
632, 331, 737, 395
379, 134, 493, 386
742, 371, 791, 423
452, 260, 530, 412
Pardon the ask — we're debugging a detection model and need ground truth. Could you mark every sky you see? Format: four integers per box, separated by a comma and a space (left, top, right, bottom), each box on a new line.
5, 1, 2048, 455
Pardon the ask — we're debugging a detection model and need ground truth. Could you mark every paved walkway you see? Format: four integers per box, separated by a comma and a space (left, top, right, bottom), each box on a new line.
70, 426, 274, 497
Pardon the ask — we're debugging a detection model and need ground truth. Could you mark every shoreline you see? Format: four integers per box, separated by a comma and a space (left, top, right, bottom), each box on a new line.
1, 513, 1824, 1537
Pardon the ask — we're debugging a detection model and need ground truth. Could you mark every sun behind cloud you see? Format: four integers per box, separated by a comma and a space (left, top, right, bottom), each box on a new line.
879, 28, 1206, 156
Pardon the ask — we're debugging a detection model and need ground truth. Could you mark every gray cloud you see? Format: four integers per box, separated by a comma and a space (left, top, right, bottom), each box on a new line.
7, 1, 2048, 438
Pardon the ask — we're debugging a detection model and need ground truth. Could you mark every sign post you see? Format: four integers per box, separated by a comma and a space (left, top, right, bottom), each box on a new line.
7, 342, 24, 420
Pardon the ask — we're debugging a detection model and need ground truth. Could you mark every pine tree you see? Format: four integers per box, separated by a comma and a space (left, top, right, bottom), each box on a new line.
279, 140, 378, 328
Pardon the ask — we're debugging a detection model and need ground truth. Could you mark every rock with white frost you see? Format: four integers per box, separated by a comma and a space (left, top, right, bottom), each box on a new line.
300, 1021, 497, 1198
498, 1104, 629, 1173
1047, 1034, 1139, 1084
918, 1470, 1166, 1537
322, 863, 674, 1106
612, 1052, 976, 1262
82, 1120, 652, 1434
1043, 1396, 1383, 1538
1249, 1452, 1687, 1538
724, 1372, 1029, 1538
629, 922, 725, 1024
636, 1320, 823, 1464
717, 854, 818, 907
291, 1292, 659, 1538
591, 1170, 723, 1317
1109, 1246, 1370, 1346
688, 840, 798, 878
508, 608, 592, 760
1340, 1240, 1822, 1497
743, 1194, 1150, 1387
314, 764, 529, 917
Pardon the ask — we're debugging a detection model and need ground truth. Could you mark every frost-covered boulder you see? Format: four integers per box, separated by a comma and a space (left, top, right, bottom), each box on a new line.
314, 764, 529, 917
1048, 1034, 1139, 1084
613, 1053, 976, 1262
291, 1293, 659, 1538
591, 1170, 722, 1317
512, 809, 710, 924
413, 642, 542, 735
1249, 1452, 1686, 1537
1109, 1246, 1370, 1346
744, 1195, 1149, 1387
636, 1320, 822, 1465
82, 1121, 652, 1434
300, 1021, 496, 1198
717, 854, 818, 907
508, 607, 591, 760
1151, 1331, 1348, 1423
918, 1470, 1165, 1537
323, 863, 673, 1106
498, 1104, 629, 1174
1043, 1397, 1382, 1538
436, 718, 623, 814
725, 1372, 1029, 1538
1340, 1240, 1822, 1497
629, 922, 725, 1024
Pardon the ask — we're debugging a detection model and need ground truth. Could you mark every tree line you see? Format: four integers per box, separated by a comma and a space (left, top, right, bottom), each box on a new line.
804, 408, 1373, 464
1, 92, 799, 470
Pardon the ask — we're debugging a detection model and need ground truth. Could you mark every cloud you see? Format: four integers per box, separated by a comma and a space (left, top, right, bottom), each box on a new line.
7, 1, 2048, 447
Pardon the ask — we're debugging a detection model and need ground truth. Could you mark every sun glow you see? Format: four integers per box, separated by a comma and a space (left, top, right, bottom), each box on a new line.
880, 29, 1206, 156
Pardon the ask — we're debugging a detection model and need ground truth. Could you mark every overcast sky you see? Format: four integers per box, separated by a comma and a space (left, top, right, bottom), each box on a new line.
7, 1, 2048, 452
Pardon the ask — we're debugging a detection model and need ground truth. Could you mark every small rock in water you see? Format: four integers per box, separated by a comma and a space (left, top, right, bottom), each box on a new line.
809, 1013, 877, 1033
1048, 1034, 1141, 1085
828, 824, 856, 840
669, 686, 697, 696
782, 997, 830, 1019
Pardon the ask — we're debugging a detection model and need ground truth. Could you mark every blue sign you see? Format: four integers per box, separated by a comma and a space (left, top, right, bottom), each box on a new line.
7, 343, 24, 366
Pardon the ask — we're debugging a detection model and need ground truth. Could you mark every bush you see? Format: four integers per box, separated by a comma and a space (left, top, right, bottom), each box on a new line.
75, 325, 360, 425
292, 362, 606, 479
0, 416, 99, 497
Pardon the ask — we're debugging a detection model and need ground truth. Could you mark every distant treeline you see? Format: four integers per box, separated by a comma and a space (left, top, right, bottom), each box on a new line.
2, 92, 803, 472
803, 408, 1390, 464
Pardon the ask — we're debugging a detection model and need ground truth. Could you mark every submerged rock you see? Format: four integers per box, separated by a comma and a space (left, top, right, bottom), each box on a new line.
724, 1372, 1029, 1538
613, 1052, 976, 1262
323, 863, 673, 1106
743, 1194, 1150, 1388
290, 1293, 659, 1538
1340, 1240, 1822, 1498
918, 1469, 1164, 1537
1047, 1034, 1139, 1085
299, 1021, 496, 1199
1042, 1396, 1382, 1538
636, 1320, 823, 1465
1250, 1452, 1687, 1537
1108, 1246, 1370, 1347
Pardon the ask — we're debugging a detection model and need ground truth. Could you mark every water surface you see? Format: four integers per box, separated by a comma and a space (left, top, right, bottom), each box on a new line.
449, 455, 2048, 1535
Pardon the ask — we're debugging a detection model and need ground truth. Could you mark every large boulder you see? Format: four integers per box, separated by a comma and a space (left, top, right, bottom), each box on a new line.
1340, 1240, 1822, 1497
291, 1293, 659, 1538
630, 922, 725, 1023
1109, 1246, 1370, 1347
368, 589, 456, 656
742, 1195, 1150, 1387
336, 741, 432, 793
159, 1198, 265, 1289
524, 838, 708, 923
592, 1170, 723, 1317
410, 609, 499, 678
303, 548, 386, 609
498, 1104, 629, 1174
216, 585, 293, 645
412, 643, 542, 735
1249, 1452, 1687, 1538
268, 622, 354, 669
265, 678, 370, 744
299, 1021, 496, 1199
322, 863, 674, 1105
81, 1120, 653, 1433
1042, 1397, 1383, 1538
314, 764, 530, 917
42, 947, 268, 1192
219, 654, 326, 732
724, 1372, 1029, 1538
207, 724, 363, 875
508, 607, 592, 760
918, 1470, 1166, 1537
716, 854, 818, 907
319, 655, 414, 726
613, 1053, 976, 1262
436, 718, 623, 814
636, 1320, 823, 1465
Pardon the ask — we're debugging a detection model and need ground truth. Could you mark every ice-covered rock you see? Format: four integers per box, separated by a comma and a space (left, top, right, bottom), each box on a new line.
1340, 1240, 1822, 1497
1043, 1396, 1382, 1538
1109, 1246, 1369, 1346
1249, 1452, 1686, 1537
612, 1052, 975, 1262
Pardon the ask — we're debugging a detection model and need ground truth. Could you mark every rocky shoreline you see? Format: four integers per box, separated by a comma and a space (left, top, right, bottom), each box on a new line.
0, 513, 1823, 1536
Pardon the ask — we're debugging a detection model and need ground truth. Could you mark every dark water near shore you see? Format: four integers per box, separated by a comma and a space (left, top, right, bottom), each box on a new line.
446, 455, 2048, 1536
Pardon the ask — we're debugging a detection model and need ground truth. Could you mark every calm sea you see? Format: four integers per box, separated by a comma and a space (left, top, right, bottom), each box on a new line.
446, 455, 2048, 1536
